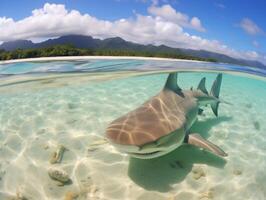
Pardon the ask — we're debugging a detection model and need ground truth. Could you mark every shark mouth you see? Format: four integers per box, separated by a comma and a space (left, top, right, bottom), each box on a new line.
129, 150, 161, 156
128, 150, 165, 159
109, 133, 184, 159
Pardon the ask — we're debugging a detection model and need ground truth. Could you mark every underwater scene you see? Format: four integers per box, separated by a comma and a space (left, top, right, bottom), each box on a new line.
0, 58, 265, 200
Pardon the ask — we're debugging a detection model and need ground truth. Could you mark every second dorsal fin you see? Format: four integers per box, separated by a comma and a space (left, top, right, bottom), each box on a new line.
164, 72, 182, 93
197, 77, 208, 95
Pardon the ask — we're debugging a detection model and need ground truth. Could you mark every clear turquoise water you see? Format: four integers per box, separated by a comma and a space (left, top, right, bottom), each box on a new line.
0, 58, 265, 200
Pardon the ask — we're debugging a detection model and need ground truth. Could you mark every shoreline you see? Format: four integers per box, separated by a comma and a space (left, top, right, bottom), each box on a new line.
0, 56, 210, 64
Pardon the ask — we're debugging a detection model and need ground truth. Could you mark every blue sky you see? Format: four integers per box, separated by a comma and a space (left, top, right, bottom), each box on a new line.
0, 0, 265, 63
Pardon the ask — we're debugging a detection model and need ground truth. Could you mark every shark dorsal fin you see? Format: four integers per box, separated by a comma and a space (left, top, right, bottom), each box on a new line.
197, 77, 208, 95
164, 72, 183, 96
210, 73, 223, 117
210, 73, 222, 98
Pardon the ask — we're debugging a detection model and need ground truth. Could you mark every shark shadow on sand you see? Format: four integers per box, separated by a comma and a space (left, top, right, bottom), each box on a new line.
128, 116, 231, 192
190, 116, 232, 139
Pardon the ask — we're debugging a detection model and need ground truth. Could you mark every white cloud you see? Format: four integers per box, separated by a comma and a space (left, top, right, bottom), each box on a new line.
252, 40, 259, 48
0, 3, 265, 64
239, 18, 263, 35
148, 4, 206, 32
151, 0, 159, 5
245, 51, 259, 59
190, 17, 205, 32
0, 17, 14, 26
215, 3, 226, 9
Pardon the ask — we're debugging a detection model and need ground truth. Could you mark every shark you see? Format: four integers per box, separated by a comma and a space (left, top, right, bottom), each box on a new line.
105, 72, 228, 159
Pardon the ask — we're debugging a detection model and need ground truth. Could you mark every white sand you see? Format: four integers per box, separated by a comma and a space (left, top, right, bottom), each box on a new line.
0, 56, 209, 65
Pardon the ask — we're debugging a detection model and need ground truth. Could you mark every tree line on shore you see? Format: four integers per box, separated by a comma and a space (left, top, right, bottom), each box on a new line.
0, 44, 217, 62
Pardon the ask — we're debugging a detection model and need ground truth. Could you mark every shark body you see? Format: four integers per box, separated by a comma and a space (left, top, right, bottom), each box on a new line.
106, 73, 227, 159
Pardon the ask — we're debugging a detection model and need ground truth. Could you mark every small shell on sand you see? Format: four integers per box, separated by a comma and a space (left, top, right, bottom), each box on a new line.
90, 139, 107, 146
167, 196, 176, 200
10, 196, 28, 200
64, 191, 78, 200
89, 185, 98, 194
49, 145, 66, 164
9, 191, 28, 200
87, 147, 98, 152
233, 169, 242, 175
87, 185, 101, 200
199, 190, 214, 199
88, 139, 107, 152
48, 167, 70, 184
192, 166, 206, 180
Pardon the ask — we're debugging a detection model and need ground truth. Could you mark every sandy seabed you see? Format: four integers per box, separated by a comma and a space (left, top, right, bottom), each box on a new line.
0, 70, 265, 200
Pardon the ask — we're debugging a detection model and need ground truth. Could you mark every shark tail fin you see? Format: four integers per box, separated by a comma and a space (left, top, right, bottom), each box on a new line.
164, 72, 183, 95
210, 73, 223, 116
197, 77, 208, 95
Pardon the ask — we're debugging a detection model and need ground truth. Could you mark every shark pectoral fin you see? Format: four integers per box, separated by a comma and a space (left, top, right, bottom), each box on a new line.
187, 133, 227, 157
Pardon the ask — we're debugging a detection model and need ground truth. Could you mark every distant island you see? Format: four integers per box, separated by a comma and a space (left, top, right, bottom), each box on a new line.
0, 44, 216, 62
0, 35, 265, 69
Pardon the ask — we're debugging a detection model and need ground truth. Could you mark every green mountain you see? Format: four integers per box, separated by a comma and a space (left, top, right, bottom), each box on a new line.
0, 35, 265, 69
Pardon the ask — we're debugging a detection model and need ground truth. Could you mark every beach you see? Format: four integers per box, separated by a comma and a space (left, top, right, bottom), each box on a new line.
0, 56, 209, 65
